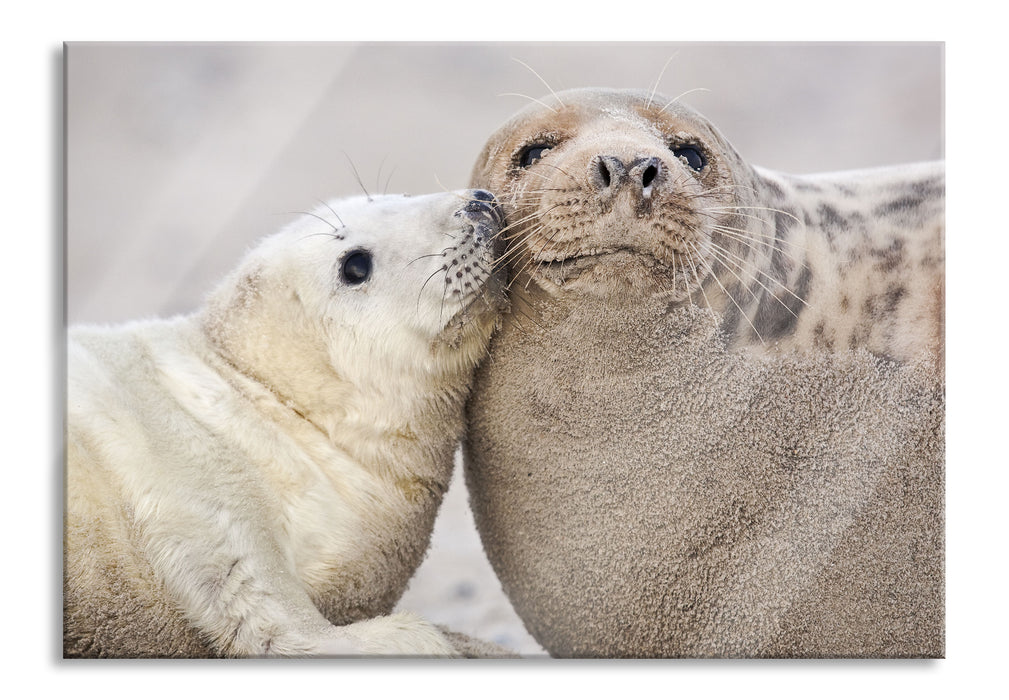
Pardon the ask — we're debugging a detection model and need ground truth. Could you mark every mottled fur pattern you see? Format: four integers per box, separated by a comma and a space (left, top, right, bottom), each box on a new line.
65, 191, 506, 657
463, 88, 944, 657
469, 88, 943, 364
724, 165, 944, 362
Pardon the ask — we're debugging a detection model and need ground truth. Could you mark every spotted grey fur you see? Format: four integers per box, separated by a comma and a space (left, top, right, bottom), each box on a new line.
720, 163, 944, 362
464, 87, 944, 658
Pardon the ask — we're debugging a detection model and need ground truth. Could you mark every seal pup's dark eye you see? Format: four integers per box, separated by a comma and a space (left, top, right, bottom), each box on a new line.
340, 250, 372, 285
519, 144, 552, 168
671, 146, 706, 172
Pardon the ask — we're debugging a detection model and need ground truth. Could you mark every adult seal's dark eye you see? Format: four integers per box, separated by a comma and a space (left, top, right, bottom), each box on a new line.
340, 250, 372, 285
671, 146, 706, 172
519, 144, 551, 168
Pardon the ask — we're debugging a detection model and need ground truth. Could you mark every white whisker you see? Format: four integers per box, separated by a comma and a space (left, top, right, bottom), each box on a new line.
510, 57, 565, 108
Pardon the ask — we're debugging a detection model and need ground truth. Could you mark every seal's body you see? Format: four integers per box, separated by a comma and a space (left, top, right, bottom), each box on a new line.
464, 89, 944, 657
65, 190, 506, 657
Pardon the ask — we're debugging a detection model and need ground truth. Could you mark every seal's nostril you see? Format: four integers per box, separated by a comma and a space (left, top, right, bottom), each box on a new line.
471, 189, 495, 203
642, 164, 658, 189
591, 156, 629, 195
598, 159, 612, 188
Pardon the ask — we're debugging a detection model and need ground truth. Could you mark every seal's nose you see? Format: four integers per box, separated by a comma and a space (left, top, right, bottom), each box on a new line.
458, 189, 505, 257
590, 156, 628, 194
590, 155, 664, 203
629, 157, 663, 198
470, 189, 496, 203
461, 189, 504, 226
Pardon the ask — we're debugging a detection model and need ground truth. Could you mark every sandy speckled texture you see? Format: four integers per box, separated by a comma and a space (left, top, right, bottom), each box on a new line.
466, 298, 943, 657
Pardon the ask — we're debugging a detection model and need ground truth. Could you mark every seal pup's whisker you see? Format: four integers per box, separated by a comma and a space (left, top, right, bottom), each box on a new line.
298, 231, 346, 242
433, 174, 466, 200
405, 252, 449, 268
375, 155, 390, 196
342, 151, 372, 202
382, 164, 398, 196
293, 210, 345, 241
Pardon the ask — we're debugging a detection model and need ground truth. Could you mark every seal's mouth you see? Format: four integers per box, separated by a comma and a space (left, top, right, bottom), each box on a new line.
536, 247, 621, 266
533, 247, 663, 282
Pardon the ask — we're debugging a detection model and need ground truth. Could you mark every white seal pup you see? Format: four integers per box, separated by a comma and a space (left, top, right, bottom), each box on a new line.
463, 88, 944, 657
65, 189, 507, 657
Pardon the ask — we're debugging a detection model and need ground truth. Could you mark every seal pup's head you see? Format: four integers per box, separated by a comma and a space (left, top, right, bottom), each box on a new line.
471, 88, 754, 303
201, 190, 506, 433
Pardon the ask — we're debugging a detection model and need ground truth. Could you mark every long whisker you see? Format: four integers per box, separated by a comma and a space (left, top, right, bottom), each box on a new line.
647, 53, 679, 109
292, 210, 344, 237
712, 225, 809, 266
417, 264, 448, 315
535, 159, 582, 181
382, 164, 397, 195
498, 92, 558, 113
681, 244, 717, 320
511, 57, 564, 108
705, 205, 803, 227
297, 231, 345, 242
342, 151, 371, 201
405, 251, 448, 268
659, 87, 711, 113
687, 239, 764, 344
697, 212, 806, 251
315, 199, 345, 229
707, 240, 807, 313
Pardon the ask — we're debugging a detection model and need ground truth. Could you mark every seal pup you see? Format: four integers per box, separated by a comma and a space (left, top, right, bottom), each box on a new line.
65, 189, 507, 657
463, 88, 944, 657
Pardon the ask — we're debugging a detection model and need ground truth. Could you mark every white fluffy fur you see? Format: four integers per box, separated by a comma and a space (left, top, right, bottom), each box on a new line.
65, 191, 502, 657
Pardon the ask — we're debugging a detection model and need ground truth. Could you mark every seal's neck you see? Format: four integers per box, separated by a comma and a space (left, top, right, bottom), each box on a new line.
197, 283, 477, 482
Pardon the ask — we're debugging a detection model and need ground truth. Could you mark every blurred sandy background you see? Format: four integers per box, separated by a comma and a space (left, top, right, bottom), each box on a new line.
65, 42, 943, 657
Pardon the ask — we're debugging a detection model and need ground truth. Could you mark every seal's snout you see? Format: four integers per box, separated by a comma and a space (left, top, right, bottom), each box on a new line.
590, 155, 664, 203
461, 189, 503, 221
469, 188, 496, 204
458, 189, 505, 257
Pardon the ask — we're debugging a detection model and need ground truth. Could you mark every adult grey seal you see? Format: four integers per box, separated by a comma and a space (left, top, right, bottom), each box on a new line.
65, 190, 510, 657
463, 88, 944, 657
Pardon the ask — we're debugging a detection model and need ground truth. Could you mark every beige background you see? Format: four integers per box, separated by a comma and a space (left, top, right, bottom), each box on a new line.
65, 42, 943, 656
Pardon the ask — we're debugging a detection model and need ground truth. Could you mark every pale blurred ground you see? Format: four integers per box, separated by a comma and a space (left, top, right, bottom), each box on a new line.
65, 42, 943, 657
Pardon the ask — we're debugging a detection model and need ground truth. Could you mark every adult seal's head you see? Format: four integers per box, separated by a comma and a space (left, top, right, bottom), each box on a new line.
471, 87, 755, 302
471, 87, 943, 360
